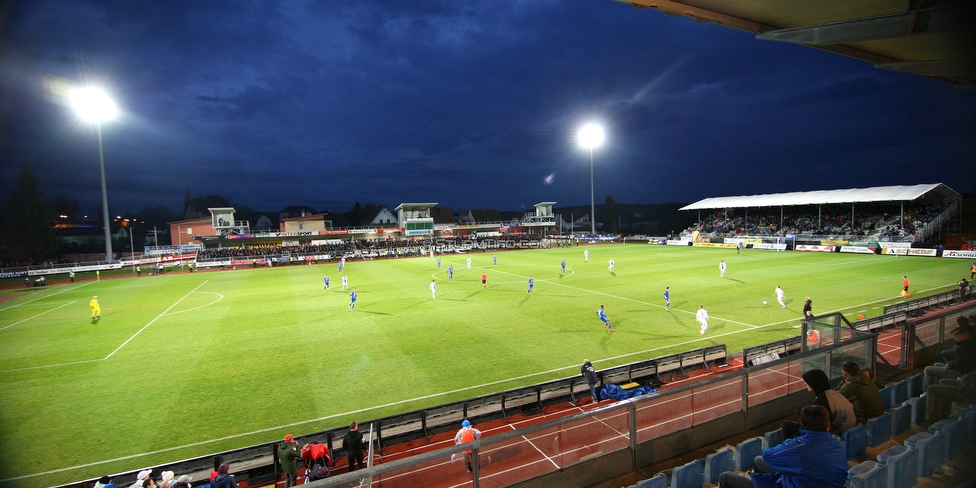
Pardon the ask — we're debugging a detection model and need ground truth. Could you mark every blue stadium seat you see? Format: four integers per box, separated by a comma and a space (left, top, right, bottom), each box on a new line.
928, 419, 950, 434
966, 408, 976, 444
944, 419, 967, 460
907, 374, 924, 399
763, 428, 784, 449
849, 462, 887, 488
916, 431, 945, 477
668, 459, 702, 488
866, 413, 891, 447
635, 473, 668, 488
843, 425, 868, 460
891, 381, 908, 406
904, 396, 926, 426
703, 447, 733, 484
733, 437, 763, 471
876, 445, 906, 465
902, 431, 931, 449
889, 404, 912, 436
879, 387, 892, 410
884, 446, 918, 488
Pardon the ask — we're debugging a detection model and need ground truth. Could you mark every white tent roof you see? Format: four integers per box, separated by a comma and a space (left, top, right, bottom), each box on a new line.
679, 184, 959, 211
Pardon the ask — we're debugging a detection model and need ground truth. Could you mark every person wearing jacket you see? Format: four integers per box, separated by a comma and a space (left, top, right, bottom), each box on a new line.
278, 434, 300, 487
783, 369, 855, 438
209, 464, 237, 488
924, 327, 976, 387
718, 405, 848, 488
836, 361, 885, 424
342, 422, 366, 471
581, 359, 599, 403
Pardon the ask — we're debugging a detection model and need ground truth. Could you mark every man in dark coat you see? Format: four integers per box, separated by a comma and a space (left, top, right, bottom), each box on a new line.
342, 422, 366, 471
836, 361, 885, 424
278, 434, 300, 487
581, 359, 599, 403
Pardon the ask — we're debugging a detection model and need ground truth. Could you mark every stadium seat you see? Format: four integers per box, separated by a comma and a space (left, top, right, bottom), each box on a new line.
966, 408, 976, 444
635, 473, 667, 488
907, 374, 924, 399
703, 447, 733, 484
889, 404, 912, 436
763, 428, 784, 449
866, 413, 891, 447
884, 446, 918, 488
915, 431, 945, 477
843, 425, 868, 460
890, 381, 908, 406
879, 387, 893, 410
876, 445, 906, 465
905, 396, 926, 426
902, 431, 931, 449
733, 437, 763, 471
849, 462, 887, 488
668, 459, 702, 488
944, 419, 967, 460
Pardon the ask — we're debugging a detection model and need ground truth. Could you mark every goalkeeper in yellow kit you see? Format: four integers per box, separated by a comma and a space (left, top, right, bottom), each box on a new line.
90, 295, 101, 319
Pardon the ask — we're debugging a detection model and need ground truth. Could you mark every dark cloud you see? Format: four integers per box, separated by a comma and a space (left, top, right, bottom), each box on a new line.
1, 0, 973, 216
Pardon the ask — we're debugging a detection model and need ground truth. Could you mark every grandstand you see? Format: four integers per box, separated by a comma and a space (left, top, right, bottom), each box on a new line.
679, 184, 962, 243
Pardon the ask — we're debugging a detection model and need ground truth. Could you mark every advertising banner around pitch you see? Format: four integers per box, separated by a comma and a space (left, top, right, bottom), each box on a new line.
943, 250, 976, 259
796, 245, 834, 252
841, 246, 875, 254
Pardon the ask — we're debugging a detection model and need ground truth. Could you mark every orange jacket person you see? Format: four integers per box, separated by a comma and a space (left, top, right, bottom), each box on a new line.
481, 273, 487, 290
902, 276, 911, 298
90, 295, 101, 319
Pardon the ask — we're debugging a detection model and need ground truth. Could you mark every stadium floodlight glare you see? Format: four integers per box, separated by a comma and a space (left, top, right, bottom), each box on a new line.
70, 86, 117, 263
577, 123, 604, 235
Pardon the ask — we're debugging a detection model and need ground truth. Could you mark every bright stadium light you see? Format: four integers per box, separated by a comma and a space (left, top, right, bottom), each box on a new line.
577, 123, 605, 235
70, 86, 118, 263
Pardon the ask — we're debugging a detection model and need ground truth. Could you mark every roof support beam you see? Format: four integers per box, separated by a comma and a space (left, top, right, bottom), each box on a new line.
875, 59, 976, 77
620, 0, 771, 33
756, 3, 974, 46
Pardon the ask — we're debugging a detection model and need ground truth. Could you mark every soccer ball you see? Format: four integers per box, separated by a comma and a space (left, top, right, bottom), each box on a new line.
762, 301, 767, 305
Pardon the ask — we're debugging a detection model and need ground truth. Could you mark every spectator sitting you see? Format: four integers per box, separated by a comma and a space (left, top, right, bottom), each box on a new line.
925, 371, 976, 424
172, 475, 191, 488
718, 405, 848, 488
836, 361, 885, 424
783, 369, 855, 438
941, 317, 973, 362
924, 327, 976, 388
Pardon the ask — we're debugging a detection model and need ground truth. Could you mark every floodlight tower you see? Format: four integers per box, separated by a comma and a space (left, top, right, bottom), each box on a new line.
70, 87, 118, 262
577, 123, 604, 236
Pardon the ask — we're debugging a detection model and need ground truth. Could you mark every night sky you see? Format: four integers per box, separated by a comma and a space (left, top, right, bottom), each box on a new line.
2, 0, 974, 217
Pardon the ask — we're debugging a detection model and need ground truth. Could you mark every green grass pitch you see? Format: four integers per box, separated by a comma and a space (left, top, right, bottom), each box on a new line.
0, 244, 965, 486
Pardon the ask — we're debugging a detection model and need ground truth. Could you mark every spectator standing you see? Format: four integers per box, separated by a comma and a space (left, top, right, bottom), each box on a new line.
802, 297, 812, 317
582, 359, 599, 403
959, 277, 969, 301
718, 405, 848, 488
343, 422, 366, 471
453, 419, 482, 472
278, 434, 300, 487
836, 361, 885, 424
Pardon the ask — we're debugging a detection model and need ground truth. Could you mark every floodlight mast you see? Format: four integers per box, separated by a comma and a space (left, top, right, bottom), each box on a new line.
70, 87, 118, 263
577, 123, 604, 236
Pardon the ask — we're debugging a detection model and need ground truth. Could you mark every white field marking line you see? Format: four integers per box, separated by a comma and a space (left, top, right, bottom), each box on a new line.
104, 281, 209, 359
0, 282, 93, 312
4, 280, 951, 480
473, 265, 764, 329
161, 292, 224, 316
0, 301, 76, 332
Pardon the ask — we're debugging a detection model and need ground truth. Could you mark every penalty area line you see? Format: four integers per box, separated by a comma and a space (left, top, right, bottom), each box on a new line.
0, 282, 93, 312
0, 301, 77, 332
104, 281, 209, 359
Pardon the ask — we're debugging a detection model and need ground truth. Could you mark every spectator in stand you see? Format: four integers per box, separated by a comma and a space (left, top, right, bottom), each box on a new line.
210, 463, 237, 488
836, 361, 885, 424
581, 359, 599, 403
959, 277, 970, 301
343, 421, 366, 471
718, 405, 847, 488
278, 434, 301, 487
158, 471, 175, 488
924, 327, 976, 387
127, 469, 152, 488
925, 371, 976, 424
94, 476, 115, 488
782, 369, 855, 438
171, 476, 191, 488
301, 440, 331, 468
